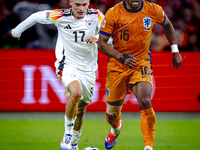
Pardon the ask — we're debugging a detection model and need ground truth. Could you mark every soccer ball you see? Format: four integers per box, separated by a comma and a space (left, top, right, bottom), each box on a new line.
83, 147, 99, 150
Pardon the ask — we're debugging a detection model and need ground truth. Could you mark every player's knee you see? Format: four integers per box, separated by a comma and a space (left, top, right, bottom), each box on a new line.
139, 97, 152, 109
70, 90, 83, 103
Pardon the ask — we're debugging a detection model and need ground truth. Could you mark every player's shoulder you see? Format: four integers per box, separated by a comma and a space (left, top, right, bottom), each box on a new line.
47, 8, 72, 17
46, 8, 72, 22
86, 8, 104, 22
60, 8, 73, 17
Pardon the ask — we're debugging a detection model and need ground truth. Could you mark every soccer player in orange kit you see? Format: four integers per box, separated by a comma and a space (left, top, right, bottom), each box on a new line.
98, 0, 182, 150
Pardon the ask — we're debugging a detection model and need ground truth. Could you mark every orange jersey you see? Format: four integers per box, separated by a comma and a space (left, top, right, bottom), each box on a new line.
100, 0, 166, 102
100, 0, 165, 71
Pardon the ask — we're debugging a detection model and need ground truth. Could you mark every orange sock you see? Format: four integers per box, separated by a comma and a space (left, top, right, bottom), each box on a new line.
141, 108, 156, 148
105, 112, 121, 128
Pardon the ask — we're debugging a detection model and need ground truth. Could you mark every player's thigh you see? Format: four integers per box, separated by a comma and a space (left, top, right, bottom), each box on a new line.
130, 62, 153, 100
133, 82, 152, 100
62, 66, 81, 90
132, 82, 152, 110
106, 71, 128, 102
130, 64, 153, 109
78, 70, 96, 104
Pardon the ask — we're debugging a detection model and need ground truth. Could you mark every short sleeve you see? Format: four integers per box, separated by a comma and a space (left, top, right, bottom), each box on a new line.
154, 4, 166, 24
99, 8, 115, 37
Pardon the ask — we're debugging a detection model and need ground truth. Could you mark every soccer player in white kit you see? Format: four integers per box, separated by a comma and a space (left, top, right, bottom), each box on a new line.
11, 0, 105, 150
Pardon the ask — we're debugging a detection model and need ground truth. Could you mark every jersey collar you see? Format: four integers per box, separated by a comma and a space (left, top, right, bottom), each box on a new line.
123, 0, 143, 13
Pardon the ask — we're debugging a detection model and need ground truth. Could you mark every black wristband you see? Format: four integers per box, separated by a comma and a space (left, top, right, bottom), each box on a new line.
119, 54, 134, 64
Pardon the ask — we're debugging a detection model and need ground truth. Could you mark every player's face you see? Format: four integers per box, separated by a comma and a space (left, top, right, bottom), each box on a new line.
70, 0, 90, 19
126, 0, 142, 10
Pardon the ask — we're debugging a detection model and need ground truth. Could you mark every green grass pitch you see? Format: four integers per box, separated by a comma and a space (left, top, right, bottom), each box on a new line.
0, 112, 200, 150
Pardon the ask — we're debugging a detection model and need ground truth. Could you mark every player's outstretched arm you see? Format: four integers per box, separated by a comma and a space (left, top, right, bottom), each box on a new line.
11, 11, 53, 39
161, 15, 182, 69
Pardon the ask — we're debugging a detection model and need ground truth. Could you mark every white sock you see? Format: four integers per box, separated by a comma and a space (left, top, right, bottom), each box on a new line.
111, 123, 122, 135
65, 115, 76, 135
71, 130, 82, 145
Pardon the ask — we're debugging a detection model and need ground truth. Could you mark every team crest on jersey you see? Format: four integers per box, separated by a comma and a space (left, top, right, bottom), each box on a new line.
106, 88, 110, 97
101, 19, 106, 28
71, 73, 76, 78
86, 20, 93, 28
143, 17, 152, 29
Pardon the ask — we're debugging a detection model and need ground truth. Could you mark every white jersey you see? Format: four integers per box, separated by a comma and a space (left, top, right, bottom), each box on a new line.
12, 8, 104, 72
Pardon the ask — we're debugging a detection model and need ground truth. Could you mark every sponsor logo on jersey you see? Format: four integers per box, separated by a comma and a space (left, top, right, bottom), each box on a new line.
101, 19, 106, 28
64, 24, 72, 29
121, 23, 128, 26
143, 17, 152, 29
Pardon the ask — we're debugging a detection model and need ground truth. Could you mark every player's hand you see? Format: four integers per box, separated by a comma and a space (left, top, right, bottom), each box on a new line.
172, 52, 182, 69
85, 35, 98, 46
10, 29, 20, 41
124, 56, 138, 69
119, 54, 138, 69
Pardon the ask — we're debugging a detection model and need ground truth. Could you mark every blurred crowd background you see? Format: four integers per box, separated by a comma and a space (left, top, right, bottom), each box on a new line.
0, 0, 200, 51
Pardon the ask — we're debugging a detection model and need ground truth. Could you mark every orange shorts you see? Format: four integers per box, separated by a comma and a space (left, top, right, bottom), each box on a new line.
105, 60, 153, 102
